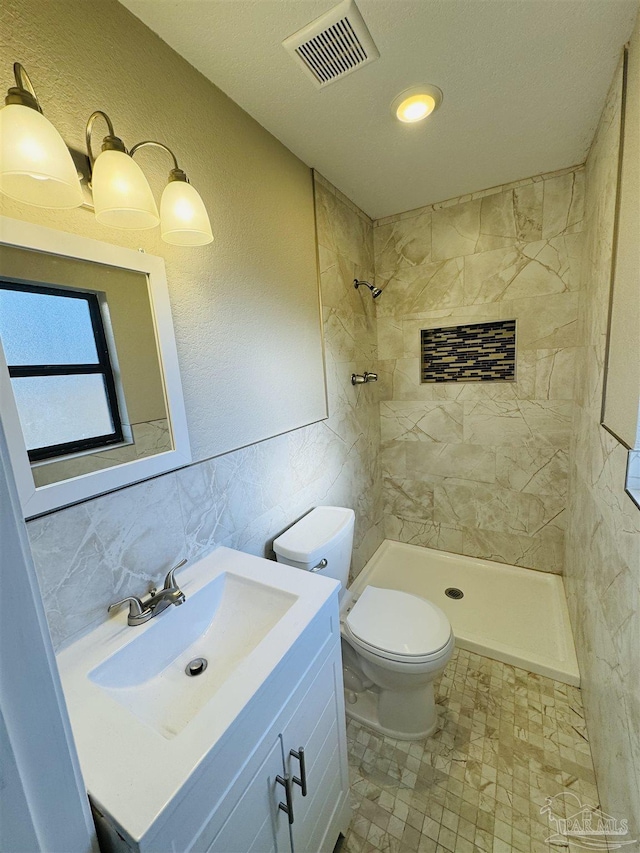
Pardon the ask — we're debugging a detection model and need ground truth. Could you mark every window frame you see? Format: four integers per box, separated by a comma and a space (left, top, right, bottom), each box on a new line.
0, 279, 124, 462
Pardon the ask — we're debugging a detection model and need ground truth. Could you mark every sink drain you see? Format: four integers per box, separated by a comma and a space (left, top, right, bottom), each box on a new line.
185, 657, 208, 677
445, 587, 464, 600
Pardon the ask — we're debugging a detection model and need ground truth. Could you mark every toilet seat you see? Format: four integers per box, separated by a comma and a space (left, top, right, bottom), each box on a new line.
344, 586, 452, 663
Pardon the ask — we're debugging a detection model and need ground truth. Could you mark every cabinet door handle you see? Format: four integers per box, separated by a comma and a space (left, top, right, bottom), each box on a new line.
275, 774, 294, 824
290, 747, 308, 797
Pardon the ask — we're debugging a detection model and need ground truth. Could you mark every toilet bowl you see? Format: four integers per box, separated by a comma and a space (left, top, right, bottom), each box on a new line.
273, 507, 454, 740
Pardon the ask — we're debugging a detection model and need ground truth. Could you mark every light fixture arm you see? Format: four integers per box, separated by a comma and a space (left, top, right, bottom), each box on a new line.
5, 62, 42, 112
130, 140, 179, 171
85, 110, 127, 175
129, 140, 188, 183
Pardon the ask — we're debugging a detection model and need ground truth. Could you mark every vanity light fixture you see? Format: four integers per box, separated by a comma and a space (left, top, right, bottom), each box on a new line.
392, 85, 443, 123
86, 111, 159, 230
0, 63, 83, 208
86, 118, 213, 244
129, 141, 213, 246
0, 62, 213, 246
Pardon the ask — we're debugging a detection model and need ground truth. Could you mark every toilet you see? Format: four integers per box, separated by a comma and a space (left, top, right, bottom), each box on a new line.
273, 506, 454, 740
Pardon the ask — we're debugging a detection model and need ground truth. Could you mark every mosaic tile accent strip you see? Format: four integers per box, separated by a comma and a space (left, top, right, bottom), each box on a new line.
421, 320, 516, 383
339, 648, 603, 853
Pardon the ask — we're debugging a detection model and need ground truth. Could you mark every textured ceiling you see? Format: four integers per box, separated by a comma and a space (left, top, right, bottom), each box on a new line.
118, 0, 638, 219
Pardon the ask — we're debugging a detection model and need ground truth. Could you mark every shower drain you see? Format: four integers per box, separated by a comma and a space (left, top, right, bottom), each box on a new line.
185, 657, 208, 677
445, 587, 464, 600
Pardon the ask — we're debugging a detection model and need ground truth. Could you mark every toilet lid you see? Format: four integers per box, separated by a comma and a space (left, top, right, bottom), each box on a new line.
345, 586, 451, 657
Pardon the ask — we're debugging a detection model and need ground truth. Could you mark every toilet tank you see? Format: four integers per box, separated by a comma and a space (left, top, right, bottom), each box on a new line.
273, 506, 355, 590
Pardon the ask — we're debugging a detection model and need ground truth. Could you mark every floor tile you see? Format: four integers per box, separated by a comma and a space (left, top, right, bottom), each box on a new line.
337, 649, 598, 853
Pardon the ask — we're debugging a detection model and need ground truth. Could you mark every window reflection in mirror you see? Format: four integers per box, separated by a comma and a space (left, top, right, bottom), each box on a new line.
0, 246, 172, 488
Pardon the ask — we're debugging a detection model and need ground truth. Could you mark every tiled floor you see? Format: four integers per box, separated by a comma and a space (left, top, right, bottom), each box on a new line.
339, 648, 598, 853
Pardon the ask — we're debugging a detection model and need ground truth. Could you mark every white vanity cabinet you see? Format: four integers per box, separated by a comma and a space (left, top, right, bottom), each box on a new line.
76, 549, 352, 853
205, 639, 348, 853
205, 735, 290, 853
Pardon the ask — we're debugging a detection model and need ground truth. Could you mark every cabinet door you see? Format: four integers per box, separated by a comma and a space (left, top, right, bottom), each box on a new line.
205, 736, 291, 853
283, 650, 350, 853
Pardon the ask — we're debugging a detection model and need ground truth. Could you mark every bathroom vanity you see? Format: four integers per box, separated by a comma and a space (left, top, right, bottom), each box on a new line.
56, 547, 351, 852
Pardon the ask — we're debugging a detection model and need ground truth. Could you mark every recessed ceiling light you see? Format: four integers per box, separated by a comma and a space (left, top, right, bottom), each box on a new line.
392, 85, 443, 123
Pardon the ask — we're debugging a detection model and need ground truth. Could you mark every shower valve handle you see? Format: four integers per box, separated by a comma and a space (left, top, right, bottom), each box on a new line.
352, 372, 377, 385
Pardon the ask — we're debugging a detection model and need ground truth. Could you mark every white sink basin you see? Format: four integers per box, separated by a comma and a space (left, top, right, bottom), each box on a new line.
89, 572, 296, 738
56, 545, 339, 843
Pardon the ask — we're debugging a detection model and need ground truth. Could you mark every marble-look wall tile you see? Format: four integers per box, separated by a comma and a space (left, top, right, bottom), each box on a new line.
376, 258, 465, 317
27, 174, 384, 650
563, 50, 640, 842
318, 245, 357, 312
431, 198, 482, 259
495, 441, 569, 497
376, 317, 404, 360
512, 181, 545, 241
28, 474, 187, 649
534, 348, 578, 400
384, 514, 464, 552
405, 442, 496, 483
380, 439, 405, 479
461, 527, 565, 574
510, 293, 580, 349
373, 210, 432, 277
475, 185, 543, 251
463, 241, 574, 304
323, 306, 357, 363
175, 432, 295, 560
463, 400, 572, 446
375, 165, 584, 573
379, 401, 463, 443
383, 477, 434, 523
433, 479, 565, 538
542, 169, 585, 239
315, 178, 372, 270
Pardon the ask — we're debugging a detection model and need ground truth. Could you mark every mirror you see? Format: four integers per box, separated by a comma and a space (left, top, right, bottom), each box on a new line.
0, 216, 190, 518
601, 46, 640, 452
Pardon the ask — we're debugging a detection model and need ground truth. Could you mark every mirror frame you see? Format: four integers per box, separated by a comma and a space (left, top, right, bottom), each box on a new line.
0, 216, 191, 518
600, 46, 640, 453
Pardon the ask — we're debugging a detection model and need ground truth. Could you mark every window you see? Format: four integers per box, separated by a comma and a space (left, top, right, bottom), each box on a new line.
0, 281, 123, 462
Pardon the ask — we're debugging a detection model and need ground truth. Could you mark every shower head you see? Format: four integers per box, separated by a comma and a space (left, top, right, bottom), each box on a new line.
354, 279, 382, 299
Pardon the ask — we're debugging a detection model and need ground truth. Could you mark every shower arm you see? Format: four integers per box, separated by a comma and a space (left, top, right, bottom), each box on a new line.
353, 279, 382, 298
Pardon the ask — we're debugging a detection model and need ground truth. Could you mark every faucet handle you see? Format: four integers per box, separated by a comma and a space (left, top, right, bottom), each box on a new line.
163, 558, 187, 590
108, 596, 148, 618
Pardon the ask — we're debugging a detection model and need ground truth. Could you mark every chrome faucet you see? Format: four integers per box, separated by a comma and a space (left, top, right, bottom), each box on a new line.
108, 559, 187, 626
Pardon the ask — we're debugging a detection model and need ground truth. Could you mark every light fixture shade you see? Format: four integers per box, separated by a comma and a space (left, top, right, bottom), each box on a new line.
160, 180, 213, 246
0, 103, 83, 208
92, 149, 159, 229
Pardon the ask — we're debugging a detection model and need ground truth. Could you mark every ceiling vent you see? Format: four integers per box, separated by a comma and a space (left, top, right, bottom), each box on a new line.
283, 0, 379, 89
